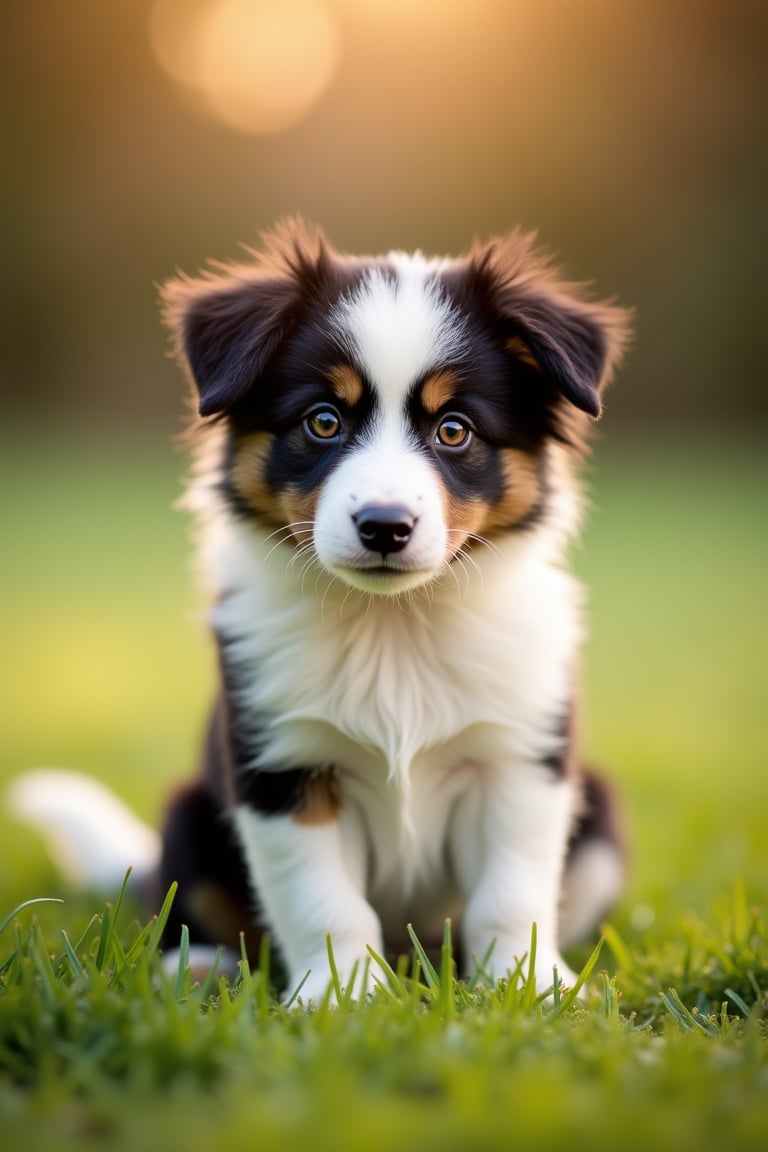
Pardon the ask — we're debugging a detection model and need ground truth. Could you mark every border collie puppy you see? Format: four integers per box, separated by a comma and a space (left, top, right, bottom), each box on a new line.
14, 221, 630, 1001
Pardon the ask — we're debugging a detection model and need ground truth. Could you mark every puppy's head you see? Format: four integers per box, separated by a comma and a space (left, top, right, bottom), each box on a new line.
163, 219, 629, 595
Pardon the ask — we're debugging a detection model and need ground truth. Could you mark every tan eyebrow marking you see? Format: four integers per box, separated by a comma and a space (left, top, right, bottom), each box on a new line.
505, 335, 543, 373
420, 369, 460, 414
326, 364, 364, 407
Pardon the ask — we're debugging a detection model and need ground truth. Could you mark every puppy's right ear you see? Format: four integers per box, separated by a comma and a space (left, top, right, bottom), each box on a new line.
161, 220, 329, 417
162, 272, 300, 417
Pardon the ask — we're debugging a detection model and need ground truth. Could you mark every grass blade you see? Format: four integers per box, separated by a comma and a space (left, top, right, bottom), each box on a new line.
601, 921, 633, 974
500, 953, 528, 1008
549, 937, 605, 1019
367, 942, 405, 998
284, 967, 311, 1010
122, 882, 178, 970
438, 919, 455, 1019
407, 923, 440, 993
0, 898, 64, 935
96, 870, 131, 973
174, 924, 192, 998
326, 933, 343, 1003
521, 922, 539, 1012
724, 987, 752, 1017
250, 932, 273, 1020
60, 929, 88, 985
467, 937, 497, 992
94, 903, 113, 972
661, 988, 721, 1035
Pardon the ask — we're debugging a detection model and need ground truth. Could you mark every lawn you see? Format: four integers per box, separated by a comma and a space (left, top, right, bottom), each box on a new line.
1, 427, 766, 1150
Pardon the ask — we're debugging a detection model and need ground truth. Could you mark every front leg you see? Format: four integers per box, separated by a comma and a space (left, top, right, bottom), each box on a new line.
232, 770, 383, 1004
452, 764, 578, 992
215, 639, 382, 1003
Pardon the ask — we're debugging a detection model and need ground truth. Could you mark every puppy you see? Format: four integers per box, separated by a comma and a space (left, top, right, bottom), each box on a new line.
14, 221, 630, 1000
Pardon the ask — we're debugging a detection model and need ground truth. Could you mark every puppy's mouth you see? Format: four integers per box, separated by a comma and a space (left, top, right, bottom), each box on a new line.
330, 561, 437, 595
358, 562, 410, 575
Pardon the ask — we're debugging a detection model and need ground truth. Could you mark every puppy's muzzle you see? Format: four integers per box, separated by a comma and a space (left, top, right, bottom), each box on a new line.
353, 504, 415, 557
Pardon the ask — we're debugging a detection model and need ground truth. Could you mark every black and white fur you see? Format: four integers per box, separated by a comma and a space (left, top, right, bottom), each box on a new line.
11, 221, 629, 1000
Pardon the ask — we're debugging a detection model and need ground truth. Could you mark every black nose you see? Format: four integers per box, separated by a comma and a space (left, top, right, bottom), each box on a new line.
354, 504, 415, 556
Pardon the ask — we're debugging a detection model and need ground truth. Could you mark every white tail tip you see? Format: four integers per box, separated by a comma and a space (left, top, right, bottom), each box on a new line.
7, 769, 161, 891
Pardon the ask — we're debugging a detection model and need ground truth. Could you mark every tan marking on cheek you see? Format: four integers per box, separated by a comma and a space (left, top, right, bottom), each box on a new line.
231, 432, 284, 526
292, 772, 340, 827
327, 363, 364, 407
441, 449, 542, 551
421, 370, 460, 415
505, 335, 542, 373
440, 492, 489, 556
231, 433, 319, 539
480, 449, 542, 535
278, 488, 321, 536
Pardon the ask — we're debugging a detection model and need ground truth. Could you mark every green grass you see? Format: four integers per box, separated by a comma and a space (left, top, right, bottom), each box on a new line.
1, 890, 766, 1152
1, 428, 767, 1150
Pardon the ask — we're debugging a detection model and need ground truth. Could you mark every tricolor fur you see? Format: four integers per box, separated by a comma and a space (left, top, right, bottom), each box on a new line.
12, 221, 630, 1001
152, 220, 630, 999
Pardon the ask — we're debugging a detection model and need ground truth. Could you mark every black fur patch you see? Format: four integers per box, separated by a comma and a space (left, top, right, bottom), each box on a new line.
566, 769, 625, 862
235, 766, 315, 816
157, 779, 255, 949
215, 642, 327, 817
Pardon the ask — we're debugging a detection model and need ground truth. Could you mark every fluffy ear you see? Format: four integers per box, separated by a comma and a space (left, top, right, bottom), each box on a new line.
469, 233, 631, 419
161, 220, 329, 417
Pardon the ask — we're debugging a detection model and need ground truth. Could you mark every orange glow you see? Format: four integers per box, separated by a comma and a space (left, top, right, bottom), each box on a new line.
149, 0, 340, 135
149, 0, 203, 89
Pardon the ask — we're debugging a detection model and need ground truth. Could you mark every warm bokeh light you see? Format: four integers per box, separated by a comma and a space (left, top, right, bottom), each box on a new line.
5, 0, 766, 428
149, 0, 340, 135
148, 0, 208, 88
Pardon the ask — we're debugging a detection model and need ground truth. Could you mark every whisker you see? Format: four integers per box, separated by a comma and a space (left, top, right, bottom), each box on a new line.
339, 584, 355, 619
262, 522, 315, 566
319, 574, 331, 622
450, 555, 469, 595
262, 520, 315, 545
287, 541, 317, 572
462, 531, 503, 561
457, 546, 482, 578
300, 554, 320, 583
320, 572, 344, 623
440, 547, 474, 598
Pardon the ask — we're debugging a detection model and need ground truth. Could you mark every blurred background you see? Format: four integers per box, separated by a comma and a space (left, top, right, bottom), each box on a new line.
1, 0, 766, 933
3, 0, 767, 429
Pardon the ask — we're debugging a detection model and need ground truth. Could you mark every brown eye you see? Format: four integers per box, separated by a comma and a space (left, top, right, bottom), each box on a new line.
306, 409, 341, 440
436, 416, 471, 449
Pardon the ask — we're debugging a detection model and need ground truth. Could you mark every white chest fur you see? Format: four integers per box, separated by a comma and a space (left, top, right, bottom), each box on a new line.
204, 512, 581, 777
200, 502, 585, 990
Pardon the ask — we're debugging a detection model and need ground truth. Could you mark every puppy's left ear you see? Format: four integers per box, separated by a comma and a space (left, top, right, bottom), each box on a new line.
471, 233, 632, 419
161, 270, 301, 417
161, 219, 330, 418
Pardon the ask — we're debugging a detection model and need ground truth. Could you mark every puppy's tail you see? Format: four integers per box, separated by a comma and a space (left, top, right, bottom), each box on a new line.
7, 769, 161, 893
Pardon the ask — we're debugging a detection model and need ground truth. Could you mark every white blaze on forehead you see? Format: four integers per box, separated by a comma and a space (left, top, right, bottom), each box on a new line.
331, 254, 467, 418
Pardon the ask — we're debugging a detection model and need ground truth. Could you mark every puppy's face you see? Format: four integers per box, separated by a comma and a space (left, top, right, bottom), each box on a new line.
164, 222, 628, 595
